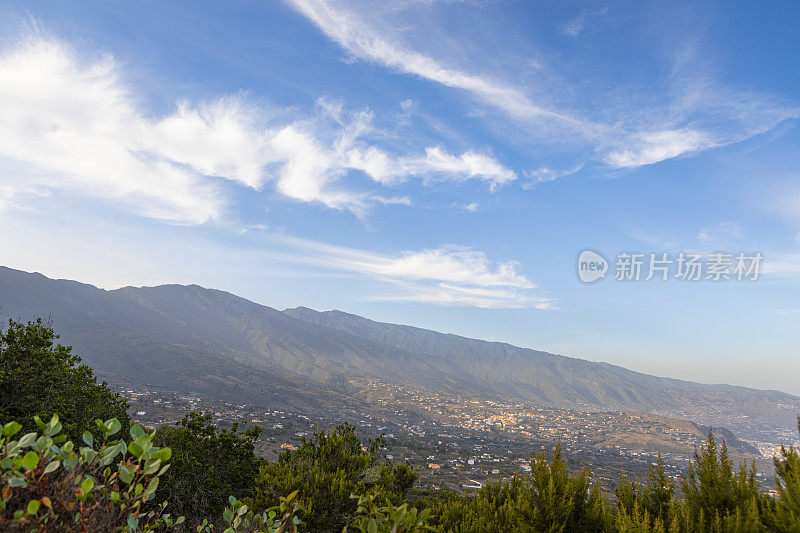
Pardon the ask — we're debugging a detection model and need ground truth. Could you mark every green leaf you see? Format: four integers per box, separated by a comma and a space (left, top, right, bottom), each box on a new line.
154, 447, 171, 462
17, 432, 37, 449
130, 424, 145, 439
27, 499, 40, 515
143, 458, 161, 475
106, 418, 122, 436
34, 436, 53, 453
82, 432, 94, 447
146, 476, 159, 495
119, 465, 134, 485
128, 442, 143, 459
2, 422, 22, 438
8, 476, 27, 487
21, 451, 40, 471
43, 460, 61, 475
81, 477, 94, 494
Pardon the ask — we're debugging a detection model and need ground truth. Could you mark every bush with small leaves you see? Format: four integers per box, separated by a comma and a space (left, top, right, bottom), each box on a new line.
0, 414, 183, 531
195, 491, 304, 533
344, 493, 439, 533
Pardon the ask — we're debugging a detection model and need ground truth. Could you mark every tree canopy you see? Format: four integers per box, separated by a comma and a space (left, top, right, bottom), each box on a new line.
0, 318, 129, 441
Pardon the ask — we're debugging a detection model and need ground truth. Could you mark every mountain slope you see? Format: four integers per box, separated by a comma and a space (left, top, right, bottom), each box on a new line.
283, 307, 800, 433
1, 266, 797, 440
0, 267, 476, 404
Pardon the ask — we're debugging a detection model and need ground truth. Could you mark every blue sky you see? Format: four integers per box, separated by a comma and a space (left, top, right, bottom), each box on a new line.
1, 1, 799, 393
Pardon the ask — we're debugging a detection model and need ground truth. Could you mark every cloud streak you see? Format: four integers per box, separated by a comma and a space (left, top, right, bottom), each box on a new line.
286, 0, 595, 131
286, 0, 799, 170
267, 234, 549, 308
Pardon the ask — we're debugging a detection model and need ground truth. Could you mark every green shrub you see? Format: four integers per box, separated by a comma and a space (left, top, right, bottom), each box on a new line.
0, 414, 181, 531
252, 423, 417, 532
345, 493, 439, 533
431, 442, 609, 533
0, 318, 129, 442
199, 492, 304, 533
154, 412, 263, 525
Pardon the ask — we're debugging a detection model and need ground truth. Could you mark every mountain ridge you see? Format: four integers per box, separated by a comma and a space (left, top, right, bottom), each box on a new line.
1, 266, 797, 441
283, 305, 800, 434
284, 306, 789, 395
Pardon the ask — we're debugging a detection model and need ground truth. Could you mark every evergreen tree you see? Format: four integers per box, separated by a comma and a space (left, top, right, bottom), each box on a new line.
769, 417, 800, 532
0, 318, 129, 441
252, 422, 416, 532
679, 431, 761, 531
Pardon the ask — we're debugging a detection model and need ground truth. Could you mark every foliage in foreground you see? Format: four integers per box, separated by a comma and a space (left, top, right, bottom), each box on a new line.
154, 412, 263, 524
252, 422, 418, 532
0, 414, 180, 531
0, 318, 130, 442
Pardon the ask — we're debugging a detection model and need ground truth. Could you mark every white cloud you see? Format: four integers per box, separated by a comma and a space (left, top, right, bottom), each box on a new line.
0, 203, 548, 309
349, 145, 516, 189
452, 201, 480, 213
560, 6, 608, 37
270, 235, 547, 308
761, 253, 800, 277
524, 163, 584, 188
604, 129, 712, 168
377, 282, 551, 309
0, 35, 515, 222
0, 39, 224, 224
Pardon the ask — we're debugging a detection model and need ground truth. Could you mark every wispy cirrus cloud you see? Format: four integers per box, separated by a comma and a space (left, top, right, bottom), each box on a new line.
0, 35, 516, 222
285, 0, 799, 170
264, 234, 549, 308
523, 163, 584, 188
285, 0, 596, 131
